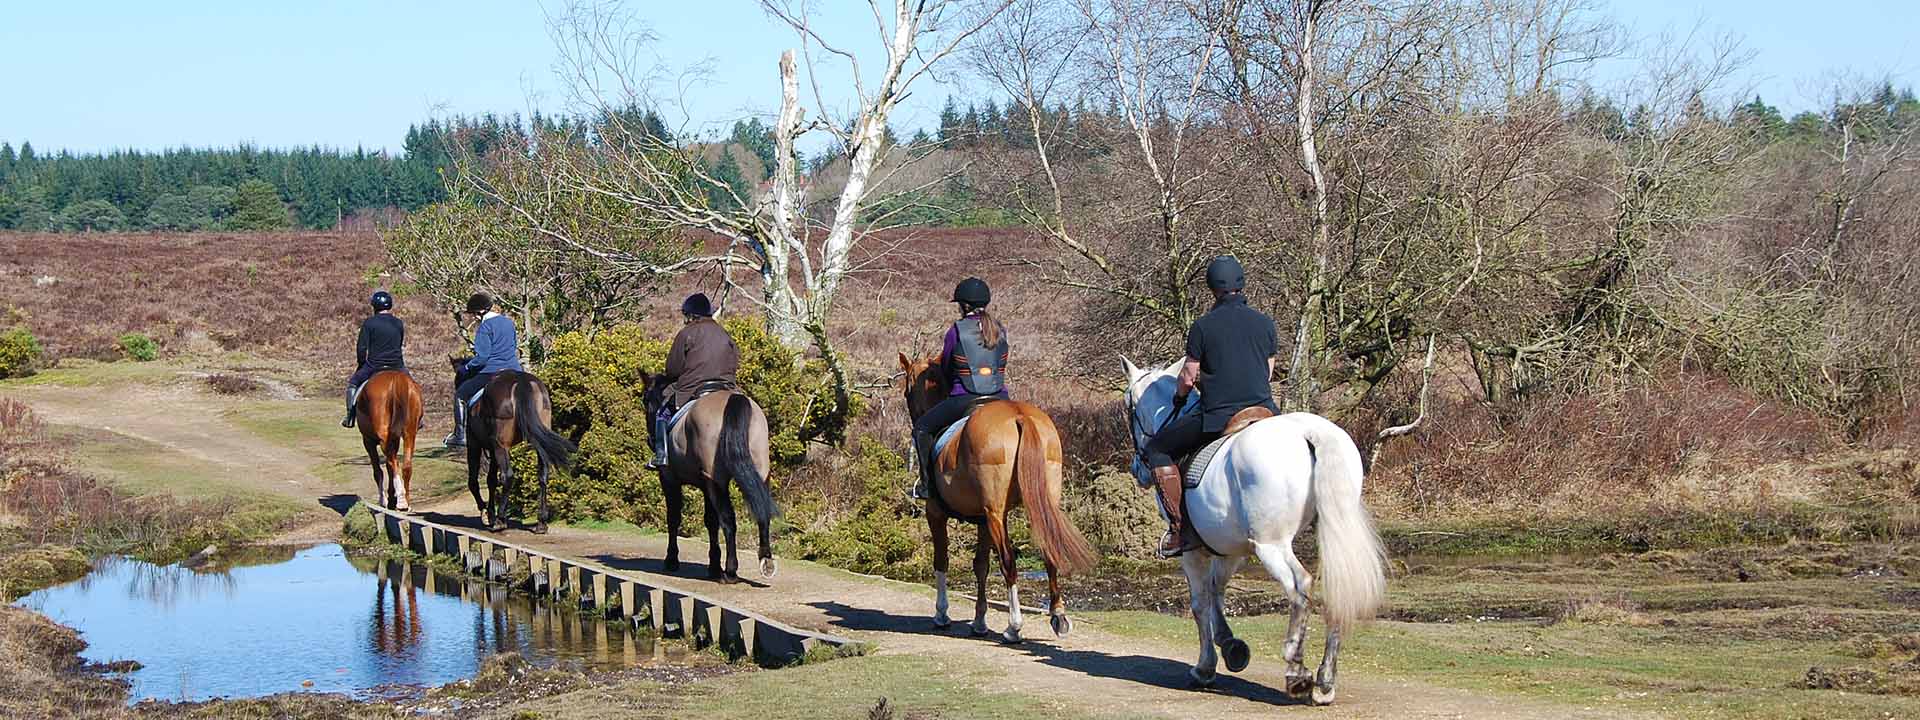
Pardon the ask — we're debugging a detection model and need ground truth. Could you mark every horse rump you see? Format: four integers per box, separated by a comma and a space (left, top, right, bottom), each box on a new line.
717, 393, 776, 526
1013, 413, 1097, 575
511, 376, 576, 470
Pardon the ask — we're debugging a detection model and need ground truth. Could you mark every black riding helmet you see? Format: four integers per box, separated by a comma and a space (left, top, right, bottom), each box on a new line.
1205, 255, 1245, 292
369, 290, 394, 311
681, 292, 714, 318
952, 277, 991, 307
465, 292, 494, 315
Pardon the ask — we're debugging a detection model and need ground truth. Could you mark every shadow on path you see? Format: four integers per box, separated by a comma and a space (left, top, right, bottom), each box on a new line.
806, 600, 1301, 708
319, 494, 360, 516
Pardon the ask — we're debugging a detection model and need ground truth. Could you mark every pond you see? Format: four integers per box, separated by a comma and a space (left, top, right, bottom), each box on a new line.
14, 544, 672, 703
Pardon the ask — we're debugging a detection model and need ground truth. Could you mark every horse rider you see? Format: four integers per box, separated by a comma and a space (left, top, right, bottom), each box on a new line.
343, 290, 407, 428
1143, 255, 1279, 557
446, 292, 523, 448
645, 293, 740, 470
911, 277, 1010, 501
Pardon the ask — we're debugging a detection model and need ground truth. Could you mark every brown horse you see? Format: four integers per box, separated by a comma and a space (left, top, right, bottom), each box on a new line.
467, 371, 576, 533
639, 373, 777, 584
356, 370, 424, 511
898, 352, 1097, 642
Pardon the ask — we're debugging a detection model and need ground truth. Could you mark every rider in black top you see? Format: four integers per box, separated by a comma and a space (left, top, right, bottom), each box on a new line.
344, 291, 407, 428
1143, 256, 1279, 557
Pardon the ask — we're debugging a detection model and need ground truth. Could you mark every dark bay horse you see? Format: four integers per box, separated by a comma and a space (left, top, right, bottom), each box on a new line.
357, 370, 424, 511
640, 373, 777, 583
898, 352, 1097, 642
468, 371, 576, 533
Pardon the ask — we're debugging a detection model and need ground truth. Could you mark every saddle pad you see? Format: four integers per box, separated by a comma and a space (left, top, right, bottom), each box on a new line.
933, 417, 968, 459
1183, 435, 1231, 489
667, 400, 697, 434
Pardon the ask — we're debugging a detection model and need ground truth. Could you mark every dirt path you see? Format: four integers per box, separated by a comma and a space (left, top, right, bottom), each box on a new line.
2, 377, 1653, 720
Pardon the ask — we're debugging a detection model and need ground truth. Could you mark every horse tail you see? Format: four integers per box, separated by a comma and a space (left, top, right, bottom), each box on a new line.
718, 393, 776, 526
512, 376, 576, 470
1302, 417, 1387, 630
1013, 412, 1097, 576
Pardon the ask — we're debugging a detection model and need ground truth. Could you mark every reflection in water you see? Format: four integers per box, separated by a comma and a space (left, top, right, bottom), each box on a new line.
15, 545, 669, 703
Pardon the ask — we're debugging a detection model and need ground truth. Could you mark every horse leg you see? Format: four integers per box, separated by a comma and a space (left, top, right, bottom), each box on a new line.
1180, 551, 1220, 688
466, 441, 485, 515
663, 479, 684, 572
703, 489, 724, 581
362, 434, 386, 508
929, 509, 951, 628
970, 528, 990, 637
1314, 622, 1346, 706
986, 513, 1023, 644
384, 433, 406, 512
487, 443, 509, 532
714, 484, 741, 581
1210, 556, 1250, 673
1253, 540, 1315, 697
1045, 558, 1072, 638
533, 453, 551, 534
397, 426, 417, 512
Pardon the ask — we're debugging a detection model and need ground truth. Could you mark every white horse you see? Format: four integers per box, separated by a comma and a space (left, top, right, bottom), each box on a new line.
1122, 357, 1387, 705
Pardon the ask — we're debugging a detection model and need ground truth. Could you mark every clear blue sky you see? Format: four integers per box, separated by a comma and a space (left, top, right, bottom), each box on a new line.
2, 1, 1912, 155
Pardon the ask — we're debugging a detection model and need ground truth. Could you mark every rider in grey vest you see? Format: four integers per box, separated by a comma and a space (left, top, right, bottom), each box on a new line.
911, 277, 1010, 500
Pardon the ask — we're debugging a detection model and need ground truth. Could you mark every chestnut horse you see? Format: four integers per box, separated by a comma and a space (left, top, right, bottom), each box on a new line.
467, 371, 575, 532
356, 370, 424, 511
897, 352, 1097, 642
639, 373, 777, 583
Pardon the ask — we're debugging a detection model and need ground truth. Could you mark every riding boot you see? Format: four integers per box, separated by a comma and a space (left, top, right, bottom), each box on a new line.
342, 388, 357, 428
645, 412, 670, 470
911, 430, 935, 500
444, 400, 467, 448
1154, 465, 1198, 558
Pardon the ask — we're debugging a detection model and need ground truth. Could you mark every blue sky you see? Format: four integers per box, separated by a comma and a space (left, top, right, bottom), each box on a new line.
1, 1, 1913, 154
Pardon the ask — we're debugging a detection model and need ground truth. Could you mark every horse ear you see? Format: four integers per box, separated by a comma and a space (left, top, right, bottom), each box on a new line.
897, 352, 912, 372
1121, 355, 1142, 382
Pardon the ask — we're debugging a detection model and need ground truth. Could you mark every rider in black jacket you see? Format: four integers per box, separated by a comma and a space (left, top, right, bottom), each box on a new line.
343, 291, 407, 428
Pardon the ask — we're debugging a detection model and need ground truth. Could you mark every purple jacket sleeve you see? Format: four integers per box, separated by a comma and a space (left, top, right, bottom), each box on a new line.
940, 324, 959, 366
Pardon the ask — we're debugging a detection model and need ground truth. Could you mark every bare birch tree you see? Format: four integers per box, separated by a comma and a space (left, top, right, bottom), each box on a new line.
450, 0, 1013, 433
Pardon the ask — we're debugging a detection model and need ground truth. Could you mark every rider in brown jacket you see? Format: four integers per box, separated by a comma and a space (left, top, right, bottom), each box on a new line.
646, 293, 739, 469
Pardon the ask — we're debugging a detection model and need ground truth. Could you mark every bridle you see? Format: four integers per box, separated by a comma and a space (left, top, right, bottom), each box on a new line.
1124, 373, 1190, 466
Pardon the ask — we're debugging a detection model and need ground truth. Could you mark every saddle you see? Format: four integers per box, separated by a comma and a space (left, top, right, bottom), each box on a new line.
1177, 406, 1274, 489
931, 396, 1000, 459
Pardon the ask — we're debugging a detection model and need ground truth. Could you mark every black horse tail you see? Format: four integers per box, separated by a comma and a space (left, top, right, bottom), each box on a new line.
513, 375, 576, 470
718, 393, 776, 526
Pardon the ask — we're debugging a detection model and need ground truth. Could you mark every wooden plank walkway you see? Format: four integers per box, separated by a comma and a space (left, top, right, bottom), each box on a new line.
365, 503, 854, 667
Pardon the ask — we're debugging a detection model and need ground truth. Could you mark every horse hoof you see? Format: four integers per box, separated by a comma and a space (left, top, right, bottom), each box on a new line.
969, 622, 990, 637
760, 558, 777, 579
933, 614, 952, 629
1000, 628, 1023, 644
663, 559, 681, 573
717, 573, 741, 585
1050, 613, 1073, 638
531, 524, 548, 535
1187, 670, 1217, 690
1285, 673, 1313, 698
1310, 683, 1337, 706
1222, 638, 1250, 673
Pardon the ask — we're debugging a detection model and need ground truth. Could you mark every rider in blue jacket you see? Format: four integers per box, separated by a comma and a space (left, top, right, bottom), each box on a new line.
446, 292, 523, 447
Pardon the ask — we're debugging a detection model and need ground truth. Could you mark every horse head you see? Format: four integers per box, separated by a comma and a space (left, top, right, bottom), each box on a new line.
636, 369, 664, 415
895, 351, 947, 420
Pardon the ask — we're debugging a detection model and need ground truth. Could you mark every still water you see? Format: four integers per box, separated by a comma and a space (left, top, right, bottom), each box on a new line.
15, 544, 662, 703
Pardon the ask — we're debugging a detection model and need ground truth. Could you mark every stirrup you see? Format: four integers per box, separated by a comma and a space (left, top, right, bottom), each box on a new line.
1158, 529, 1197, 558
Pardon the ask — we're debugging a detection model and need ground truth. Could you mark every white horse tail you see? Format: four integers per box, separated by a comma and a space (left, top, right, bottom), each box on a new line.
1300, 417, 1387, 629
